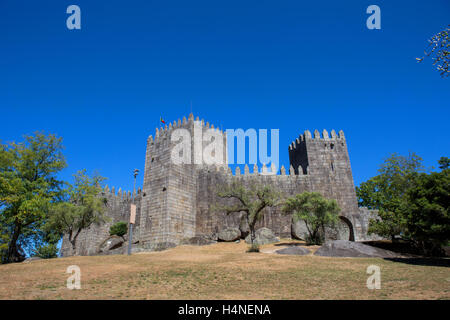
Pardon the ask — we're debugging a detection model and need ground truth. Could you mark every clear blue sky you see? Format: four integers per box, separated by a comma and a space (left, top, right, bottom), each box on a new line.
1, 0, 449, 192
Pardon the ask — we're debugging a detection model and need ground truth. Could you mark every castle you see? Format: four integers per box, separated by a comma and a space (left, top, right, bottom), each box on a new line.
61, 114, 377, 256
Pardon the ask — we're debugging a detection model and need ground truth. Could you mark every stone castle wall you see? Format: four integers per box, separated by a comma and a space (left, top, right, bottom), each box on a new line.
61, 114, 377, 256
61, 189, 142, 256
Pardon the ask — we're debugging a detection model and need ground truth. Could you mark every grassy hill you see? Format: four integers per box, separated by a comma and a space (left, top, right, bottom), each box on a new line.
0, 241, 449, 300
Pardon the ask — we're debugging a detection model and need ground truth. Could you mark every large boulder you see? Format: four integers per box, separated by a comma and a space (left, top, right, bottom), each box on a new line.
292, 218, 351, 241
245, 227, 279, 245
276, 246, 311, 256
218, 228, 241, 242
205, 232, 219, 241
291, 219, 325, 241
181, 236, 216, 246
324, 219, 351, 241
314, 240, 398, 258
23, 256, 42, 263
291, 219, 309, 240
239, 215, 250, 239
152, 242, 177, 252
98, 235, 125, 254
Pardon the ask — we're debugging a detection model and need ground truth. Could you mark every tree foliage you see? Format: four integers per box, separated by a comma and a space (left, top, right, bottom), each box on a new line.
417, 25, 449, 78
46, 170, 109, 254
282, 192, 340, 245
216, 181, 281, 249
403, 167, 450, 255
356, 152, 424, 240
34, 243, 58, 259
357, 153, 449, 256
438, 156, 450, 170
0, 133, 66, 263
109, 221, 128, 238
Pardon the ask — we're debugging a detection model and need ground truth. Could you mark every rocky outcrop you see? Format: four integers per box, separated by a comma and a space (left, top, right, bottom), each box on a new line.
98, 235, 125, 254
245, 227, 279, 245
291, 219, 309, 240
292, 218, 352, 242
181, 236, 216, 246
314, 240, 398, 258
239, 215, 250, 239
22, 257, 43, 263
276, 246, 311, 255
218, 228, 241, 242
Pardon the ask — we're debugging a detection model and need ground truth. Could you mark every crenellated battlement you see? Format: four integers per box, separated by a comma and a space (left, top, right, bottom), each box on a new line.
198, 162, 309, 177
148, 113, 225, 145
101, 185, 142, 202
289, 129, 345, 151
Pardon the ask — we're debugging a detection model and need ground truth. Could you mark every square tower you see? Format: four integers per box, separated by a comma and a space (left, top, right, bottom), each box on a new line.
288, 129, 359, 218
139, 114, 227, 250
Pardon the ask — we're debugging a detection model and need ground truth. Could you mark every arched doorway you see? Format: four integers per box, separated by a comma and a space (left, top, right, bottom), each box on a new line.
338, 216, 355, 241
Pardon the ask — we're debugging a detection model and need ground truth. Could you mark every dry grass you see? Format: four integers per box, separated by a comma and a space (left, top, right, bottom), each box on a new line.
0, 240, 449, 300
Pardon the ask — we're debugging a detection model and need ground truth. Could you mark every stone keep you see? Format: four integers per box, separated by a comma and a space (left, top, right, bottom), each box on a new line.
61, 114, 378, 256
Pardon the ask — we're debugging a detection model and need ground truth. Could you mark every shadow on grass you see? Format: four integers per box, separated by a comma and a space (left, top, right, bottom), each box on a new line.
383, 257, 450, 267
274, 242, 304, 247
274, 242, 313, 247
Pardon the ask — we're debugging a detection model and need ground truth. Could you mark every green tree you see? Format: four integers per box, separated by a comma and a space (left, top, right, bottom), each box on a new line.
46, 170, 109, 254
417, 25, 449, 77
0, 133, 66, 263
282, 192, 340, 245
403, 166, 450, 256
0, 224, 10, 263
356, 152, 424, 241
216, 181, 281, 251
438, 156, 449, 170
109, 221, 128, 238
34, 243, 58, 259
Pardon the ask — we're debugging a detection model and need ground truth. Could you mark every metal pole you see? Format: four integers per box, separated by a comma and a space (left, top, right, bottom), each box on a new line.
128, 224, 133, 255
128, 169, 139, 255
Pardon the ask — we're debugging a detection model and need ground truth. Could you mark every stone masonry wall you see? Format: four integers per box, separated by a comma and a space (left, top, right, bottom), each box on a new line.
60, 189, 142, 257
61, 114, 377, 256
139, 114, 228, 250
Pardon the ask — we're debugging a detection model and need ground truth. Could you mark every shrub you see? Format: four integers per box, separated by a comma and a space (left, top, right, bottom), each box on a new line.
247, 243, 260, 253
305, 233, 324, 246
109, 221, 128, 238
34, 243, 58, 259
282, 192, 340, 245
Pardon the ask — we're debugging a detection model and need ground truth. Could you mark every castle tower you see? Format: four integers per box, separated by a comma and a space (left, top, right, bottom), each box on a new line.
288, 129, 359, 223
139, 115, 228, 250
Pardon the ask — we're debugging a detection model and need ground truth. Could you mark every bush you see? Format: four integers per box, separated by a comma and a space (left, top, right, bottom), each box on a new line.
403, 168, 450, 256
247, 244, 260, 253
109, 221, 128, 238
34, 243, 58, 259
282, 192, 340, 245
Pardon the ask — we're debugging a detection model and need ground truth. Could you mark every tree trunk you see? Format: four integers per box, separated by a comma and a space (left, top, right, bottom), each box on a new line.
71, 240, 77, 253
249, 221, 256, 246
69, 228, 82, 256
250, 227, 255, 245
311, 229, 317, 245
7, 222, 25, 263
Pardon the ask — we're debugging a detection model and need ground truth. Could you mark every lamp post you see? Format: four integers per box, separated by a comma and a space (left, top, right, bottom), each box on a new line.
128, 168, 139, 255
